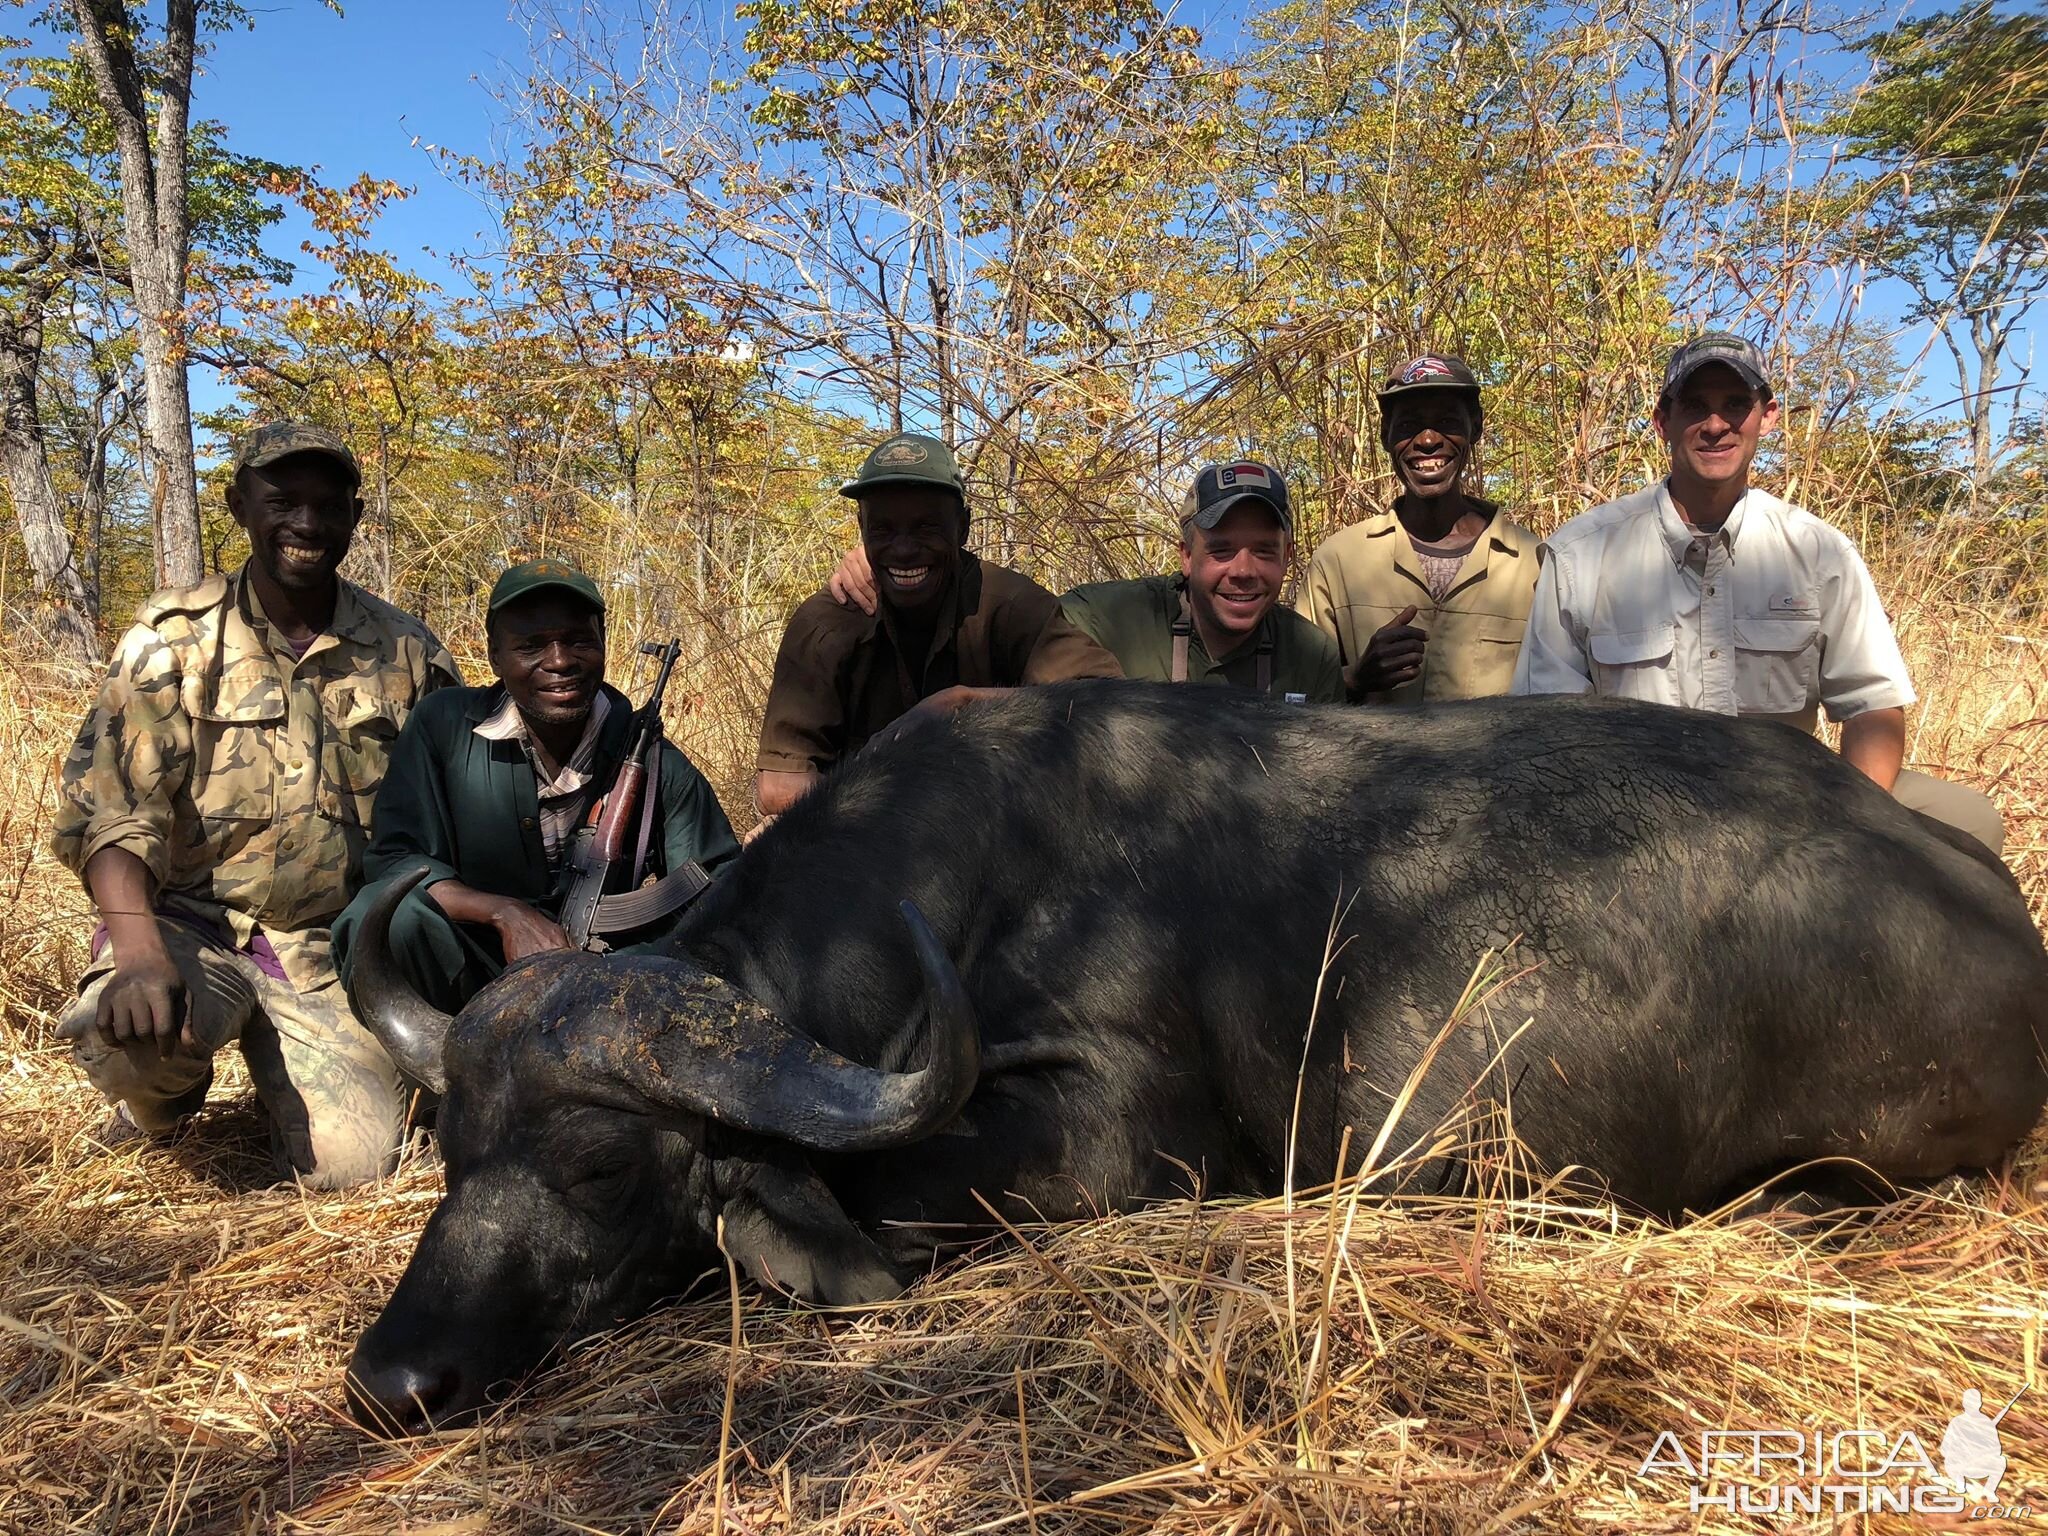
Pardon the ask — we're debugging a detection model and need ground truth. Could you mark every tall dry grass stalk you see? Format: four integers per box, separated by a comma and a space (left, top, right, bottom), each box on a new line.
0, 529, 2043, 1532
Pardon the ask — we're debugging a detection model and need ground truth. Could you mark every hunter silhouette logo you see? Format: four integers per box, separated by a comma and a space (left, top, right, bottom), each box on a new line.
1943, 1386, 2024, 1499
875, 440, 929, 466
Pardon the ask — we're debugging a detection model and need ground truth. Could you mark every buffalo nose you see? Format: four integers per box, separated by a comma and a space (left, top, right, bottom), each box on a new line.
346, 1352, 463, 1437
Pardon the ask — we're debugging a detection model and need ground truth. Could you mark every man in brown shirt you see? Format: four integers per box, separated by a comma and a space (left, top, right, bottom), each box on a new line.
1298, 355, 1539, 703
754, 433, 1121, 818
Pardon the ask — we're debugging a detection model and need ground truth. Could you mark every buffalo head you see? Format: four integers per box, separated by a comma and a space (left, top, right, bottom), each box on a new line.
345, 869, 979, 1434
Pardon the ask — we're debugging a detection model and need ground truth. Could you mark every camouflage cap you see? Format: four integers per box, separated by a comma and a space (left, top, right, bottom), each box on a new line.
1181, 461, 1293, 535
232, 421, 362, 486
840, 433, 967, 504
488, 558, 605, 615
1661, 331, 1772, 401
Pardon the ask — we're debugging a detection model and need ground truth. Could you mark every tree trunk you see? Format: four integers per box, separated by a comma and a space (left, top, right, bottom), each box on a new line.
71, 0, 202, 586
0, 311, 102, 665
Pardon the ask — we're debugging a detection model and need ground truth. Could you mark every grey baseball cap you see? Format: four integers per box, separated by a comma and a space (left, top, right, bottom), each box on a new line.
1661, 332, 1773, 400
1180, 461, 1293, 534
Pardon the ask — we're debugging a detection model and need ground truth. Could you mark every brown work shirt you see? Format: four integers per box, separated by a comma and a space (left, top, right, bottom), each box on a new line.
1298, 499, 1540, 704
757, 553, 1123, 774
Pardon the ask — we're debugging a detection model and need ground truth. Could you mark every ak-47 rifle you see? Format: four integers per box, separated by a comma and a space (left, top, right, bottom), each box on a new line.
558, 638, 711, 950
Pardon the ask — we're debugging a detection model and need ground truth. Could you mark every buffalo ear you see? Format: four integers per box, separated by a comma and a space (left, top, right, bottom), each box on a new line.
717, 1158, 907, 1307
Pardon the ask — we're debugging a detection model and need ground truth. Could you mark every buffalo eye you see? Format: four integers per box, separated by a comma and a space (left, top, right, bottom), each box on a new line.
565, 1161, 638, 1213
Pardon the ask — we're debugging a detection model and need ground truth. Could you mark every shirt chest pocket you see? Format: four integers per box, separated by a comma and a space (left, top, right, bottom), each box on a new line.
184, 679, 282, 862
1732, 616, 1820, 714
1587, 624, 1676, 701
320, 687, 404, 827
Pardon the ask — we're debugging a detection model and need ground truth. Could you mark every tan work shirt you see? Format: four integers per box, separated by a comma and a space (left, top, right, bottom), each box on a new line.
1298, 499, 1540, 703
51, 565, 462, 990
757, 553, 1123, 775
1510, 481, 1915, 729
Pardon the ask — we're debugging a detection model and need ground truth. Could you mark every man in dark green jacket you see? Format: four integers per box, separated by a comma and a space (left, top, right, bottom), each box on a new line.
333, 559, 739, 1014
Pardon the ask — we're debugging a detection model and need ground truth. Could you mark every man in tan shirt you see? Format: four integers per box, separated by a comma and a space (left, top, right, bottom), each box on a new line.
754, 434, 1121, 819
1299, 355, 1538, 703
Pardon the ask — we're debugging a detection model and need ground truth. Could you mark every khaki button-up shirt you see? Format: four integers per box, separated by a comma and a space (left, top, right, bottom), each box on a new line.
1298, 501, 1540, 703
52, 565, 462, 990
1510, 481, 1915, 729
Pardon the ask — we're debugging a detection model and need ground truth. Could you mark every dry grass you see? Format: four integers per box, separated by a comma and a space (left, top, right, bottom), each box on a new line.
3, 547, 2047, 1535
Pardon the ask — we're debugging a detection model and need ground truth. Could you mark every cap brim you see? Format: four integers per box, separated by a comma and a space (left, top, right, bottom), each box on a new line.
488, 577, 606, 613
241, 446, 362, 485
841, 475, 964, 500
1185, 491, 1291, 531
1666, 357, 1771, 396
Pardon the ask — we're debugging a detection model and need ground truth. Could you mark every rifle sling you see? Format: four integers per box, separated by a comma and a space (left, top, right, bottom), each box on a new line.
588, 861, 712, 935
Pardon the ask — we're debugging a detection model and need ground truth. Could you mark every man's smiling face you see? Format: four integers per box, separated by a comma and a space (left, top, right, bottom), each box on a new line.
859, 486, 965, 616
1654, 362, 1780, 494
1383, 394, 1475, 501
228, 455, 364, 592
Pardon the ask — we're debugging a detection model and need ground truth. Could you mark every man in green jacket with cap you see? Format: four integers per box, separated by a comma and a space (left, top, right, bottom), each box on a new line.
755, 432, 1122, 821
826, 459, 1343, 702
335, 558, 739, 1015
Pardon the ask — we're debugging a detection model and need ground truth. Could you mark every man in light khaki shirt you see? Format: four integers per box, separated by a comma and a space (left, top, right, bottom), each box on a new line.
1299, 355, 1539, 704
1513, 332, 2003, 854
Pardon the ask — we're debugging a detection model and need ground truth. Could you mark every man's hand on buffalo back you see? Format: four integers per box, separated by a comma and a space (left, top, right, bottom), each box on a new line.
95, 949, 192, 1054
1347, 605, 1427, 698
828, 545, 879, 615
491, 899, 575, 962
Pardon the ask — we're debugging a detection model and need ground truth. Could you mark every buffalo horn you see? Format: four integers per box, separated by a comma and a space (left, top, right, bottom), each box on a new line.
346, 865, 455, 1094
566, 901, 981, 1152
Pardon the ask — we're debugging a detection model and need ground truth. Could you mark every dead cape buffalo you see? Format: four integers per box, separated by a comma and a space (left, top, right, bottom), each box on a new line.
344, 685, 2048, 1433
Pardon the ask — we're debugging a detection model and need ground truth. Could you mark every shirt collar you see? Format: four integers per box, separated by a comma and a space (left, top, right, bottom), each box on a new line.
474, 689, 612, 788
1654, 479, 1748, 566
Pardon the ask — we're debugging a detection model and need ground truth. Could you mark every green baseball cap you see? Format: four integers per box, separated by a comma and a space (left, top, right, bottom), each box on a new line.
840, 433, 967, 503
488, 557, 605, 615
231, 421, 362, 486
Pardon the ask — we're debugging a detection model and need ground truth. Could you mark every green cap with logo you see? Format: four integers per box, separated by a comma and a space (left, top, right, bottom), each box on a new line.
840, 432, 967, 504
231, 421, 362, 486
488, 557, 606, 615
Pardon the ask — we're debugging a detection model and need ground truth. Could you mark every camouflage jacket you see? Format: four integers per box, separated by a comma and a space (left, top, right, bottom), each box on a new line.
52, 565, 462, 991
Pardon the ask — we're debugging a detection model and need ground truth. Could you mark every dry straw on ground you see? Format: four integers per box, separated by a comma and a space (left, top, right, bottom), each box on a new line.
3, 566, 2046, 1535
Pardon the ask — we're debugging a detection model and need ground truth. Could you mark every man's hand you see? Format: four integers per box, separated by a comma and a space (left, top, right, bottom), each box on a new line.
1346, 605, 1427, 698
427, 878, 576, 961
828, 545, 878, 615
96, 948, 191, 1054
489, 898, 575, 962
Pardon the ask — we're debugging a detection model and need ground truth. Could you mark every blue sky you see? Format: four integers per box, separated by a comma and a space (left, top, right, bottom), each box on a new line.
60, 0, 2035, 442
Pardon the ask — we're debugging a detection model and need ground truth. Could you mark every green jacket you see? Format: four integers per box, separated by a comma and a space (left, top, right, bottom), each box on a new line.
333, 683, 738, 981
1060, 575, 1345, 702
